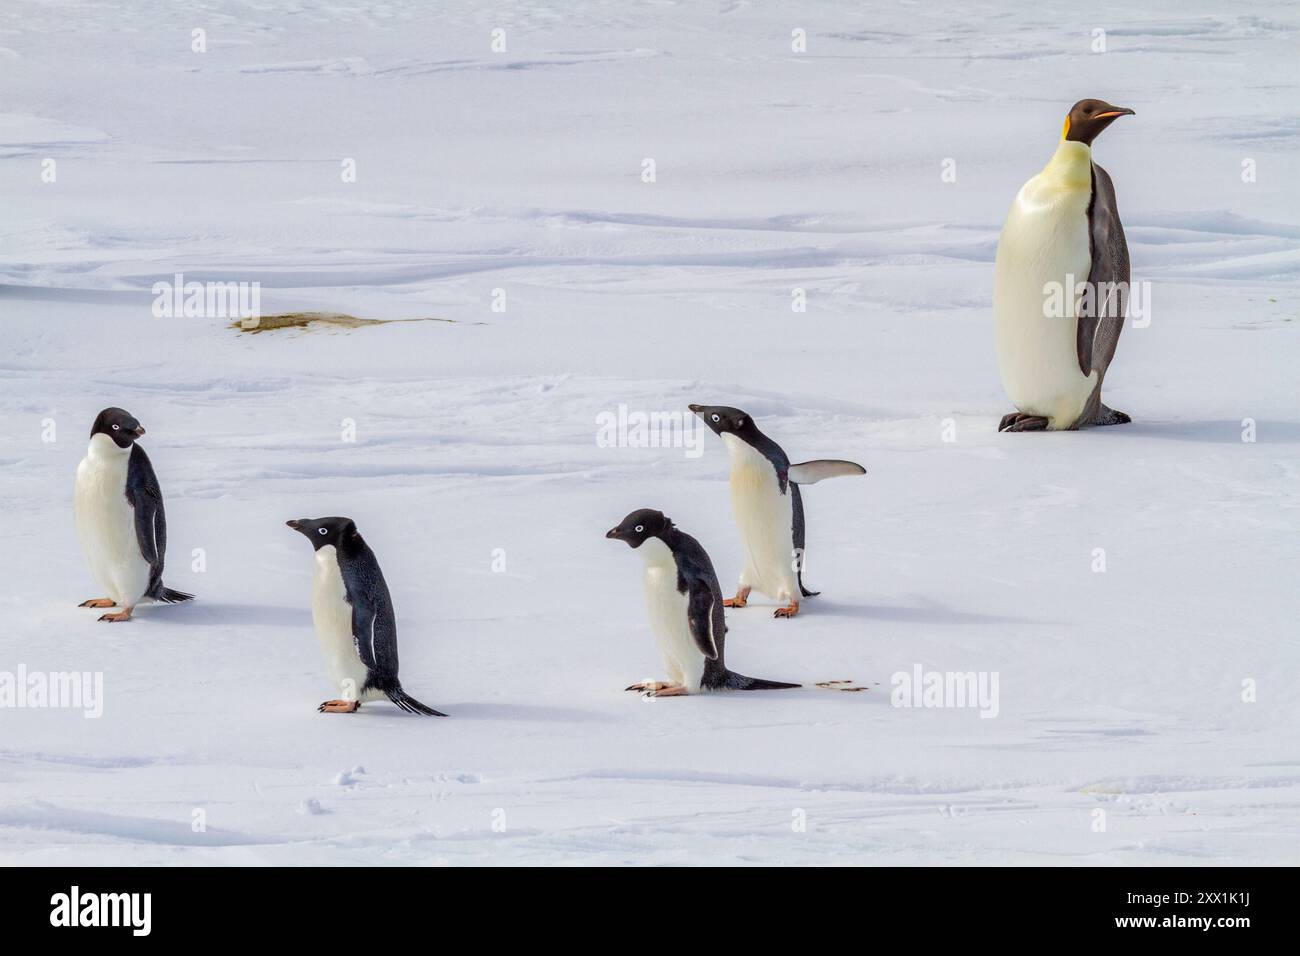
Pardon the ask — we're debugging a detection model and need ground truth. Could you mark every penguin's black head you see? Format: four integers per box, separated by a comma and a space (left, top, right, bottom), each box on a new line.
605, 509, 671, 548
90, 407, 145, 449
688, 403, 753, 438
1064, 99, 1134, 145
287, 516, 358, 551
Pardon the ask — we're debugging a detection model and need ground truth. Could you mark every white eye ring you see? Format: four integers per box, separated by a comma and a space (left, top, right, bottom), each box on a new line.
317, 528, 327, 536
634, 525, 644, 533
111, 424, 120, 430
711, 414, 720, 423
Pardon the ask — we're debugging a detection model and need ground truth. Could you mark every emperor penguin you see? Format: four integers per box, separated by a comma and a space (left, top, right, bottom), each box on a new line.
994, 98, 1135, 432
74, 407, 193, 622
606, 509, 799, 696
287, 517, 445, 716
690, 404, 865, 618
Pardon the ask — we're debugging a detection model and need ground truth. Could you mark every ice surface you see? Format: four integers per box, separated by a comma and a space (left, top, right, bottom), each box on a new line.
1, 1, 1297, 865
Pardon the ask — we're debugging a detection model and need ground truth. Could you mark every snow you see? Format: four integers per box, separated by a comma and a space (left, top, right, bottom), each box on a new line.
1, 0, 1298, 865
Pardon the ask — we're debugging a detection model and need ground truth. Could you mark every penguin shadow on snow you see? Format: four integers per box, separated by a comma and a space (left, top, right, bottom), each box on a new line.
1099, 420, 1300, 445
179, 602, 305, 628
805, 598, 1065, 629
437, 702, 614, 723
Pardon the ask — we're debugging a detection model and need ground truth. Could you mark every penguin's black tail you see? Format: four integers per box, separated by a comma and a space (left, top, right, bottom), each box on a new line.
724, 671, 801, 691
154, 586, 194, 604
386, 687, 447, 717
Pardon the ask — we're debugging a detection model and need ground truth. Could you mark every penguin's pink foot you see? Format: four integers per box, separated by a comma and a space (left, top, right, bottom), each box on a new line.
773, 601, 800, 619
999, 413, 1049, 432
80, 598, 116, 608
645, 684, 689, 698
723, 586, 751, 609
625, 681, 673, 693
97, 608, 132, 623
318, 699, 360, 713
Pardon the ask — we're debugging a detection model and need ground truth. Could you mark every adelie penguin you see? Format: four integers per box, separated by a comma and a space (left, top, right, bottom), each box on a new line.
287, 517, 444, 716
606, 509, 798, 696
690, 404, 865, 618
994, 98, 1135, 432
74, 408, 193, 622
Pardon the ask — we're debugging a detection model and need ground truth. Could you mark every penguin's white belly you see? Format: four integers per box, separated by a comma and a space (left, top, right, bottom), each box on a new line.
724, 437, 797, 602
74, 448, 150, 606
993, 172, 1098, 429
311, 547, 379, 701
639, 540, 704, 692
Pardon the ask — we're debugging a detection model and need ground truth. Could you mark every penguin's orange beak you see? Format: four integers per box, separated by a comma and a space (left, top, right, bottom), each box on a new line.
1096, 107, 1135, 119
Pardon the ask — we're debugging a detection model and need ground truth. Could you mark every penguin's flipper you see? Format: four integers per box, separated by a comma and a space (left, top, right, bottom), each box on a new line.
1077, 162, 1129, 383
350, 594, 401, 687
686, 578, 720, 660
125, 445, 167, 588
349, 589, 438, 714
787, 459, 866, 484
125, 445, 194, 602
790, 484, 819, 599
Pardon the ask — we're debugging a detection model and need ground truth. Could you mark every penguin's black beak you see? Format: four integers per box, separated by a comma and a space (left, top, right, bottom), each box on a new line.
605, 527, 622, 540
688, 404, 702, 413
132, 426, 146, 438
286, 519, 303, 532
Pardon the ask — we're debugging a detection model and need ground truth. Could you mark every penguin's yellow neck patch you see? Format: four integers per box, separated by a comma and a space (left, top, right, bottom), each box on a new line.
1062, 115, 1071, 140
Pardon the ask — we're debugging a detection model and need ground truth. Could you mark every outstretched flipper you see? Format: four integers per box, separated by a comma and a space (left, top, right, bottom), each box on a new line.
788, 459, 867, 484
